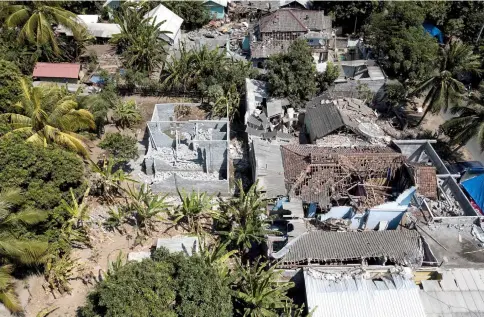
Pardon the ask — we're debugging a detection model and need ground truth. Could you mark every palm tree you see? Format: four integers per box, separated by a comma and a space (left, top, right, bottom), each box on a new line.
171, 190, 218, 233
160, 44, 194, 93
0, 188, 48, 313
4, 2, 84, 54
198, 236, 237, 280
58, 187, 91, 248
110, 2, 169, 73
0, 265, 21, 313
218, 180, 269, 255
442, 84, 484, 152
112, 99, 142, 129
232, 259, 293, 317
411, 41, 481, 126
0, 79, 95, 156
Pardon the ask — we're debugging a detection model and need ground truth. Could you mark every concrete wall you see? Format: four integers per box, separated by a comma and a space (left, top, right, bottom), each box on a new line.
441, 177, 477, 216
365, 209, 406, 230
151, 174, 229, 194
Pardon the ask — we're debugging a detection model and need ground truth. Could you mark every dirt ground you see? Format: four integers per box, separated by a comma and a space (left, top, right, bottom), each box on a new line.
23, 199, 186, 317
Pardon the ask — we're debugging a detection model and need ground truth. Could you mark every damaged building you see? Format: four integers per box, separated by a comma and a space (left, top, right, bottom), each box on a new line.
144, 104, 229, 194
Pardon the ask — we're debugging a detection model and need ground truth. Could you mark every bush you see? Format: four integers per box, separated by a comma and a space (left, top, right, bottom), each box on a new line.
79, 249, 233, 317
0, 136, 86, 210
0, 59, 23, 113
112, 100, 142, 129
99, 133, 139, 162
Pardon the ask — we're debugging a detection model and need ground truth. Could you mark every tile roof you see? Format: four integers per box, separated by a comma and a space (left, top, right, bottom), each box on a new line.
33, 62, 80, 79
305, 95, 346, 140
259, 9, 331, 33
305, 270, 426, 317
274, 230, 423, 266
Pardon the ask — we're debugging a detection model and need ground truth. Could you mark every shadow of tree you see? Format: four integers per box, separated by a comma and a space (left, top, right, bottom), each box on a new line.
415, 129, 464, 163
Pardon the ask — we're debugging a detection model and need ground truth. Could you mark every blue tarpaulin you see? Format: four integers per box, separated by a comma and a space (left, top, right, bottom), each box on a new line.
423, 23, 444, 44
462, 174, 484, 214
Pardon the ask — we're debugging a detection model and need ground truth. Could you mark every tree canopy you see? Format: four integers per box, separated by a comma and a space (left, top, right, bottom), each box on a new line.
266, 39, 317, 107
79, 248, 233, 317
163, 1, 210, 31
0, 59, 22, 113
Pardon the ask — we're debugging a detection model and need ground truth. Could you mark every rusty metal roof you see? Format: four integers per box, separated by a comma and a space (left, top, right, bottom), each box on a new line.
33, 62, 80, 79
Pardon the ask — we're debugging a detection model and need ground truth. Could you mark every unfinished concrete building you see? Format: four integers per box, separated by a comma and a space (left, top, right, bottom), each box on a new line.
144, 104, 229, 194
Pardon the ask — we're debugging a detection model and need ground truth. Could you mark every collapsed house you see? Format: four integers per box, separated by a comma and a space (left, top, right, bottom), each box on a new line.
244, 78, 296, 142
304, 95, 389, 145
144, 104, 229, 194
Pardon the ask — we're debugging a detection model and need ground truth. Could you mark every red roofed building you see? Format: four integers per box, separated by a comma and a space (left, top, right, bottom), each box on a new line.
32, 62, 81, 84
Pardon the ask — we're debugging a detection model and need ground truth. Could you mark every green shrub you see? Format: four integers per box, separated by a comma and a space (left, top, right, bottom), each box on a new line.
79, 249, 233, 317
99, 133, 139, 162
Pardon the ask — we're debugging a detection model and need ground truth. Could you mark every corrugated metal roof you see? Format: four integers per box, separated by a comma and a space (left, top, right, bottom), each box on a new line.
156, 236, 198, 255
86, 23, 121, 38
305, 95, 345, 141
420, 269, 484, 317
274, 230, 423, 266
305, 270, 426, 317
252, 139, 287, 198
145, 4, 183, 42
77, 14, 99, 24
33, 62, 80, 79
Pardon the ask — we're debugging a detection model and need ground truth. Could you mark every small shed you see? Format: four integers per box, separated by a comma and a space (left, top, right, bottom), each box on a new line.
32, 62, 81, 84
204, 0, 227, 20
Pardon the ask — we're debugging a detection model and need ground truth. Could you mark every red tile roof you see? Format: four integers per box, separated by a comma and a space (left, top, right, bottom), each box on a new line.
33, 62, 80, 79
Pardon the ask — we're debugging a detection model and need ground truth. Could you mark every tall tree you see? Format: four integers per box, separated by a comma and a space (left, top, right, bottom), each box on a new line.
411, 41, 481, 125
266, 39, 317, 107
442, 83, 484, 151
365, 2, 439, 84
163, 1, 210, 31
0, 59, 22, 113
4, 2, 84, 54
0, 79, 95, 156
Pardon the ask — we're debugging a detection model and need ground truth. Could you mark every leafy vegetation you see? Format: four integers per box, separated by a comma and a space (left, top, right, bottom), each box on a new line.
99, 133, 139, 162
4, 2, 85, 54
266, 39, 317, 106
171, 190, 216, 233
411, 41, 481, 125
111, 2, 168, 73
163, 1, 210, 31
112, 99, 142, 129
317, 61, 340, 92
79, 249, 233, 317
0, 59, 22, 113
0, 79, 95, 156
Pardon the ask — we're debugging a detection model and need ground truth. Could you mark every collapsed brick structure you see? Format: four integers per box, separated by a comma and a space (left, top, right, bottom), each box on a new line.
281, 144, 408, 209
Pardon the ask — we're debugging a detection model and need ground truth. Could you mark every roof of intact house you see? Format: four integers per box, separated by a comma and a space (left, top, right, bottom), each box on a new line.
145, 4, 183, 42
272, 230, 423, 266
305, 95, 346, 139
258, 9, 331, 34
304, 269, 426, 317
305, 269, 426, 317
420, 268, 484, 317
33, 63, 80, 79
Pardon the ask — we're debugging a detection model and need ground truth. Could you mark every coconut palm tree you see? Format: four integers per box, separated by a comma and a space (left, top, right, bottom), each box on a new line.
0, 188, 48, 313
232, 259, 294, 317
411, 41, 481, 126
213, 84, 240, 120
0, 265, 21, 313
4, 2, 84, 54
442, 84, 484, 152
0, 79, 95, 156
0, 188, 49, 265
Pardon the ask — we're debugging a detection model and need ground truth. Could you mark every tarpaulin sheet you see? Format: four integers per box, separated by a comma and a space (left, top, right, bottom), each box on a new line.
462, 174, 484, 214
